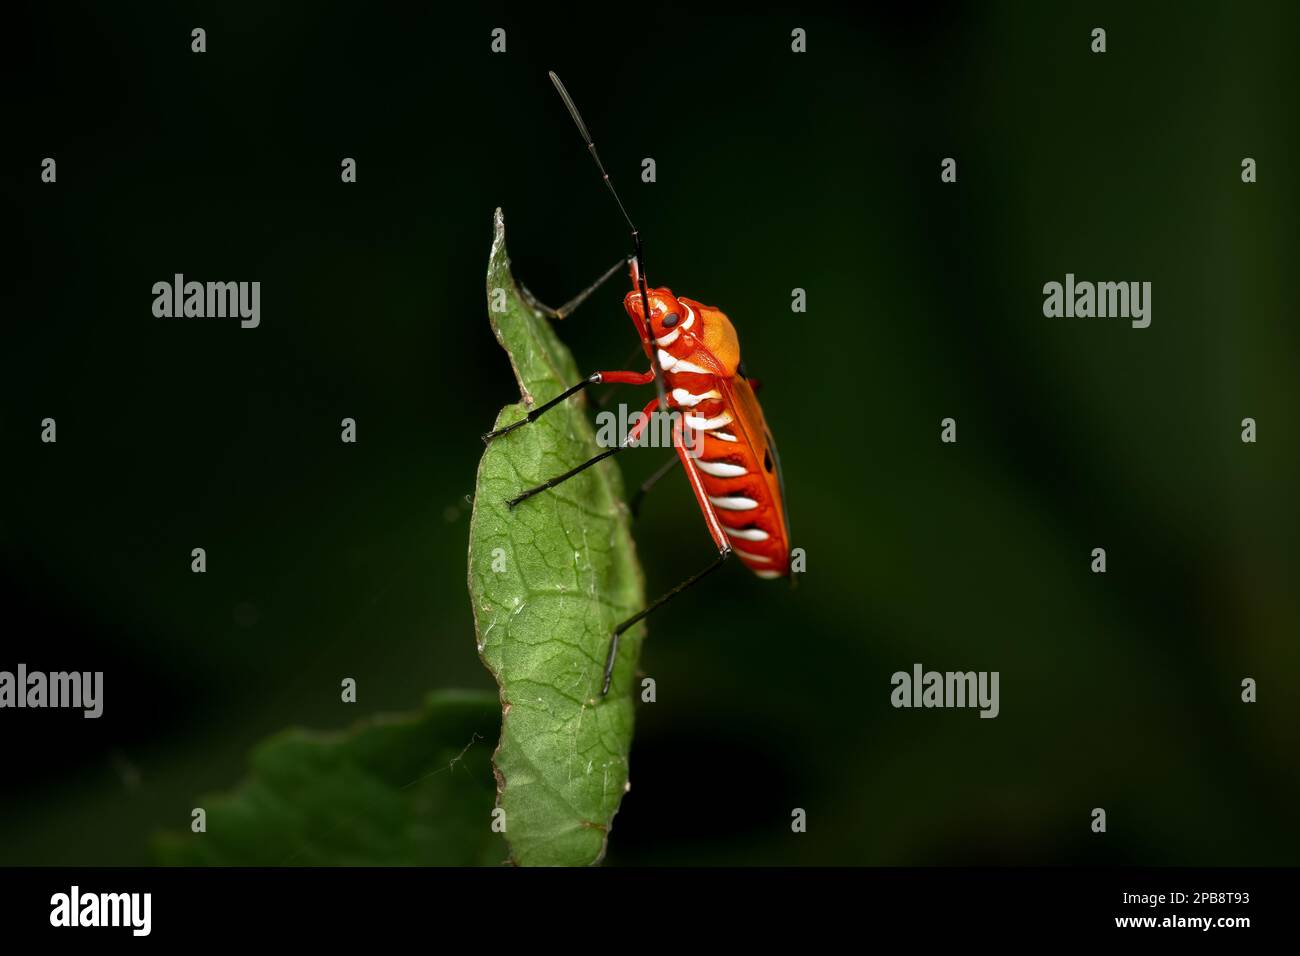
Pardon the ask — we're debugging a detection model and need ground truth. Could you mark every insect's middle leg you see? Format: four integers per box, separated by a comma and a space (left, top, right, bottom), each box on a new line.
506, 397, 660, 508
483, 367, 654, 442
592, 345, 648, 409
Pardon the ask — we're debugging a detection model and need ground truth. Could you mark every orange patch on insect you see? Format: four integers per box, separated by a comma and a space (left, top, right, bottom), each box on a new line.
684, 300, 741, 376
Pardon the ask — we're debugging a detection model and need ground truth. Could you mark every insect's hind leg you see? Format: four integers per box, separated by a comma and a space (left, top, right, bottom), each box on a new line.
601, 549, 731, 695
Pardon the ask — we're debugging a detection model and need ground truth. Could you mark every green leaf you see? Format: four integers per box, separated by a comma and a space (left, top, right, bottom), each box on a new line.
152, 691, 505, 866
468, 209, 646, 867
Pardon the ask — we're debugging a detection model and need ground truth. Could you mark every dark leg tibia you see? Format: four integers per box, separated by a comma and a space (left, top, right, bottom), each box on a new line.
601, 548, 732, 695
630, 453, 681, 518
519, 257, 628, 321
483, 375, 597, 443
503, 395, 657, 509
506, 446, 625, 509
483, 366, 655, 443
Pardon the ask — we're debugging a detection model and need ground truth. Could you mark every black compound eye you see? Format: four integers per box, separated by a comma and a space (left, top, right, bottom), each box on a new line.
661, 312, 680, 329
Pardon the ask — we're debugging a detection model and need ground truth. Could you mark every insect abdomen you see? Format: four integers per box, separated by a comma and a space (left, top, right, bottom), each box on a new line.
664, 369, 789, 578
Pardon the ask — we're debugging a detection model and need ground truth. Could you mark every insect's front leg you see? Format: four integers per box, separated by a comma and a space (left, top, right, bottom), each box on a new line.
518, 257, 628, 321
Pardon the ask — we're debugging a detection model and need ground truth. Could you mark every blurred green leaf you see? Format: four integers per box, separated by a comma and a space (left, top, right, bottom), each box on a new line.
152, 691, 504, 866
468, 209, 646, 866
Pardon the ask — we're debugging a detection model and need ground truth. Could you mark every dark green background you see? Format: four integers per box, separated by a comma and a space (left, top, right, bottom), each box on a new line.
3, 1, 1296, 865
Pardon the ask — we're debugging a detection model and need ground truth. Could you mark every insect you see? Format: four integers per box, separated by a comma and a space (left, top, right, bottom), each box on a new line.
485, 71, 791, 695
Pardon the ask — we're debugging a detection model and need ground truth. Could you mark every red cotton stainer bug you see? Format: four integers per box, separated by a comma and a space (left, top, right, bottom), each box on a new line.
484, 71, 792, 695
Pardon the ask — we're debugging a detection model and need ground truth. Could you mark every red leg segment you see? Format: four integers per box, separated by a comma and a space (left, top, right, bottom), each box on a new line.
623, 396, 661, 447
597, 368, 655, 386
671, 416, 731, 554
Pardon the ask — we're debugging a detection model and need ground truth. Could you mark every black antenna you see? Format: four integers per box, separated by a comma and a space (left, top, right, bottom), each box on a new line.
549, 70, 667, 414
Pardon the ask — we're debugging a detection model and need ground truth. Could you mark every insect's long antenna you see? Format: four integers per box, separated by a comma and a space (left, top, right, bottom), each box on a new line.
549, 70, 667, 414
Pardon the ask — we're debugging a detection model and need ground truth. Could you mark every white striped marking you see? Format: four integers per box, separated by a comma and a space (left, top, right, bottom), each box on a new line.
708, 494, 758, 511
680, 303, 696, 332
724, 526, 769, 541
695, 459, 747, 478
686, 411, 732, 431
671, 358, 712, 374
657, 348, 677, 370
733, 547, 771, 564
672, 387, 721, 408
753, 569, 784, 579
710, 430, 738, 442
655, 328, 680, 347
